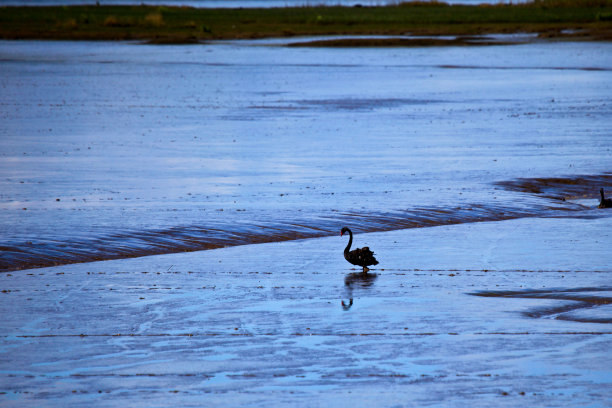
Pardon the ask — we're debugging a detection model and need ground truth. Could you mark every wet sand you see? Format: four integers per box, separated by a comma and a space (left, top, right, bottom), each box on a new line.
2, 40, 612, 272
1, 215, 611, 406
1, 38, 611, 405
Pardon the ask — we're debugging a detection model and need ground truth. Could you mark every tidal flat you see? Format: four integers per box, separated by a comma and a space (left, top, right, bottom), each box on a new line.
1, 39, 611, 271
1, 218, 611, 406
0, 38, 611, 406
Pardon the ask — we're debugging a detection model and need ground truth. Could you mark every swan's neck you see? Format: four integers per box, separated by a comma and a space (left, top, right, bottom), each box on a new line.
344, 230, 353, 254
602, 189, 606, 201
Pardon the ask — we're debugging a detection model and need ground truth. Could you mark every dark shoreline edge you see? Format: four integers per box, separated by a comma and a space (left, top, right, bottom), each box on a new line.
1, 1, 611, 45
286, 36, 525, 47
2, 174, 611, 273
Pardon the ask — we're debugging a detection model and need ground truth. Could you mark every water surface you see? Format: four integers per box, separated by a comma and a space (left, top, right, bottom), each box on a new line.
1, 40, 611, 271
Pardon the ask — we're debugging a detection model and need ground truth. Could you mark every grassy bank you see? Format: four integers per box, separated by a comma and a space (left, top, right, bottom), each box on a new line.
0, 0, 611, 44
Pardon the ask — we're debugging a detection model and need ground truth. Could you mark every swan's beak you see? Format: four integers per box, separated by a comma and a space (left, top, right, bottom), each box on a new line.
340, 232, 344, 236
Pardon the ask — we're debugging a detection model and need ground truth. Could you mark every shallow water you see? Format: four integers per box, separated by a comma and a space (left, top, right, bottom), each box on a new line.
1, 40, 612, 271
1, 217, 611, 406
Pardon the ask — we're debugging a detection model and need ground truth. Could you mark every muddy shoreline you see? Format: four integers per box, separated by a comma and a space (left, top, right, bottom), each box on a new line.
2, 37, 611, 274
2, 174, 611, 273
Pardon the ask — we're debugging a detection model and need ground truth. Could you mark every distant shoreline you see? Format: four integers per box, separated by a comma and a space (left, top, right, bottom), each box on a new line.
1, 0, 611, 44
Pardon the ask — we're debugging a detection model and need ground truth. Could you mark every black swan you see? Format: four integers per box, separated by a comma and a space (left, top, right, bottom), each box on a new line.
600, 188, 612, 209
340, 227, 379, 272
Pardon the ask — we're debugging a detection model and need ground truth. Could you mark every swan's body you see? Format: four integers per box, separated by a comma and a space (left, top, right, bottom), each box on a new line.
340, 227, 378, 272
600, 188, 612, 209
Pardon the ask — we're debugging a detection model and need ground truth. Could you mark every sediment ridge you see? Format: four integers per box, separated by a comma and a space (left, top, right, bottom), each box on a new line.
1, 173, 610, 272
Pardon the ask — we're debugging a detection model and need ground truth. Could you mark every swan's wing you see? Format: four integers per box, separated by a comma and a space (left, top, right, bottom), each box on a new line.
354, 247, 379, 265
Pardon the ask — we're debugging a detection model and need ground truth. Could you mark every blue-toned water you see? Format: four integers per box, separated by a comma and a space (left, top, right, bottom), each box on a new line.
1, 39, 611, 271
1, 35, 612, 408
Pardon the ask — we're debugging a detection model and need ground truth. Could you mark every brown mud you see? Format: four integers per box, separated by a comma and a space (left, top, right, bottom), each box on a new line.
495, 173, 612, 200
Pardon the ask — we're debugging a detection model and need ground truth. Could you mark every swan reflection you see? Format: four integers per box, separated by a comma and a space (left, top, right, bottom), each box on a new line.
341, 272, 378, 311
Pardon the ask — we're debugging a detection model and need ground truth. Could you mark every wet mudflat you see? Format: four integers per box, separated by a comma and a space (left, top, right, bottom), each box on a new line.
1, 39, 612, 405
1, 40, 611, 270
1, 216, 611, 406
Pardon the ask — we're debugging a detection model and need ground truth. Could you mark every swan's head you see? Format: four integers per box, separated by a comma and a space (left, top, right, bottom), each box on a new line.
341, 227, 350, 237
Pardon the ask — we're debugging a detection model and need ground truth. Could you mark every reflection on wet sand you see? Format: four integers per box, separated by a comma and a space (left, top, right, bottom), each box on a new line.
471, 287, 612, 324
342, 272, 378, 311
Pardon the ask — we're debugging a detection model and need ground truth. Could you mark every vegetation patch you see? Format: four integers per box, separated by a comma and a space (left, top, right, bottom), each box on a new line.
0, 0, 610, 44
